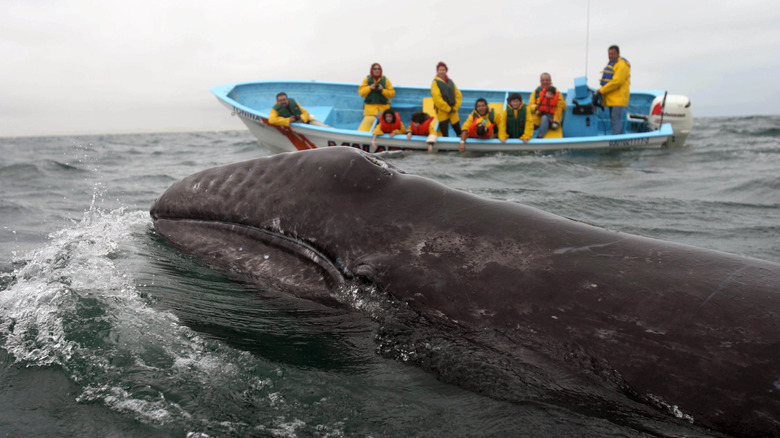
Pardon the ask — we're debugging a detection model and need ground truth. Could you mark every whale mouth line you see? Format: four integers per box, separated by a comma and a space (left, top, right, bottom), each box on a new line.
152, 217, 348, 287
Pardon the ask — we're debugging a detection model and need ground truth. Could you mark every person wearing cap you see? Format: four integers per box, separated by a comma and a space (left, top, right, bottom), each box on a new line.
269, 92, 326, 127
528, 72, 566, 138
459, 98, 497, 151
430, 62, 462, 138
358, 63, 396, 131
597, 45, 631, 134
499, 92, 534, 144
407, 111, 439, 153
534, 86, 565, 139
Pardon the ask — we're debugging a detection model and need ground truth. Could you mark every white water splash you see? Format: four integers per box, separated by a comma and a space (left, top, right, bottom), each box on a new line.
0, 200, 141, 366
0, 195, 277, 432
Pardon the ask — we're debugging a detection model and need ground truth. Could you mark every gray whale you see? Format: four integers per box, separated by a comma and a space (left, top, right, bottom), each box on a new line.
150, 147, 779, 437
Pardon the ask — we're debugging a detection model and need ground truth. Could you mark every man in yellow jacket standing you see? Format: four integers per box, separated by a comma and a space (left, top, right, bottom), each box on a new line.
597, 45, 631, 135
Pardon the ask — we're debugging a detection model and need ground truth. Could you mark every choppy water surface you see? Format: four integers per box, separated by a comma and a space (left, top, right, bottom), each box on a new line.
0, 116, 778, 437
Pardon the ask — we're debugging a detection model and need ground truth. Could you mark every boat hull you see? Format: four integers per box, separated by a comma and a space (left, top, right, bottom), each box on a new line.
232, 110, 672, 153
213, 80, 680, 153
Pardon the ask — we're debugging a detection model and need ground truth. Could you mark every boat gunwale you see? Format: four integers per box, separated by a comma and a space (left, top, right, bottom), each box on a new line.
211, 80, 674, 150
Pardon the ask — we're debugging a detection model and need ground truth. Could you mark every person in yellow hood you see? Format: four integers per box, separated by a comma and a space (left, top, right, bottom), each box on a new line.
597, 45, 631, 134
431, 62, 462, 138
358, 63, 396, 131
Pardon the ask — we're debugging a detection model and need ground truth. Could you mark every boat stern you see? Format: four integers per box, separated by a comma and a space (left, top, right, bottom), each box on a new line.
648, 95, 693, 147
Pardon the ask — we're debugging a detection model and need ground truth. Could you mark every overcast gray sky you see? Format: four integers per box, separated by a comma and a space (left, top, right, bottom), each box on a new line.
2, 0, 779, 137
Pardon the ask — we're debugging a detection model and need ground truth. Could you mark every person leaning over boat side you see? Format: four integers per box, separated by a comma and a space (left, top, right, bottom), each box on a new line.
499, 92, 534, 144
597, 45, 631, 135
371, 109, 407, 153
459, 98, 497, 151
269, 92, 326, 127
407, 112, 438, 153
528, 73, 566, 138
358, 63, 396, 131
431, 62, 462, 138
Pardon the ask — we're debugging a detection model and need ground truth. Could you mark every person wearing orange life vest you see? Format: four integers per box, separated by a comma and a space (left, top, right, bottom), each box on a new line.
528, 72, 566, 138
431, 62, 462, 138
358, 63, 396, 131
597, 45, 631, 134
371, 109, 407, 152
499, 93, 534, 144
459, 98, 497, 152
534, 87, 564, 139
406, 112, 438, 153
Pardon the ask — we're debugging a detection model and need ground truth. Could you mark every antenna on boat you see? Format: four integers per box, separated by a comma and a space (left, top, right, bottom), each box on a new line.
659, 91, 668, 126
585, 0, 590, 76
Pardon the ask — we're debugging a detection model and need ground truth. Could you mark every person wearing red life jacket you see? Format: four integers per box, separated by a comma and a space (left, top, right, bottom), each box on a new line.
406, 111, 438, 153
459, 98, 497, 151
358, 63, 396, 131
371, 109, 407, 152
528, 72, 566, 138
535, 86, 564, 138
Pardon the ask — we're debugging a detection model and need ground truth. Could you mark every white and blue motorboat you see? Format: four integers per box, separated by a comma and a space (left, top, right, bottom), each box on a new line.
211, 77, 693, 154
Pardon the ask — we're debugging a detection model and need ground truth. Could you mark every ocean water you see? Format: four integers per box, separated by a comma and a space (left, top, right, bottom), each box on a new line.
0, 116, 778, 437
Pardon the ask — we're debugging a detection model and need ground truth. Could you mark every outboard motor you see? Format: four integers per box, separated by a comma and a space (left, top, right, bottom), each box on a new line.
648, 95, 693, 147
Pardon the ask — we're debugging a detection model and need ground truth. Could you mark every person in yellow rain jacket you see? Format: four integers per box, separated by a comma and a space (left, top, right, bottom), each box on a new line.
371, 109, 407, 152
268, 92, 326, 127
597, 45, 631, 134
358, 63, 396, 131
459, 98, 496, 151
431, 62, 462, 138
528, 72, 566, 138
534, 86, 566, 139
499, 93, 534, 144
